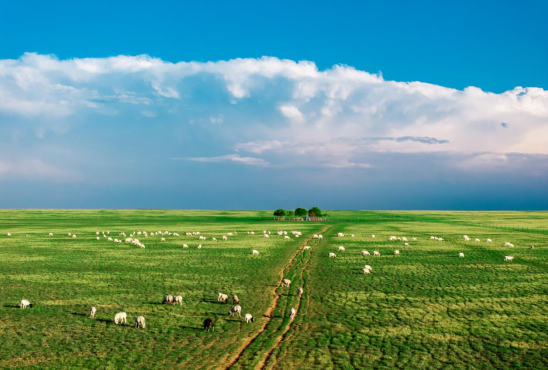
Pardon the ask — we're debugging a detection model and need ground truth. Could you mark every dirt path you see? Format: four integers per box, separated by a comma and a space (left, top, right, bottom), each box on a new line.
224, 226, 330, 370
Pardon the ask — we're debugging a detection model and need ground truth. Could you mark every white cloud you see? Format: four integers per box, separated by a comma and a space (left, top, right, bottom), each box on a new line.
0, 158, 81, 182
174, 154, 269, 167
1, 53, 547, 172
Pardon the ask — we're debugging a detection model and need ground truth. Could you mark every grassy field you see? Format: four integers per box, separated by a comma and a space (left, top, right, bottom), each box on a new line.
0, 210, 546, 369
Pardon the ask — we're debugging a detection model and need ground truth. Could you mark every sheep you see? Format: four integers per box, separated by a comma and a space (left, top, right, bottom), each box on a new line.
68, 233, 72, 237
174, 296, 183, 305
183, 244, 188, 248
389, 236, 398, 241
394, 250, 400, 255
402, 237, 408, 242
244, 313, 254, 323
338, 246, 345, 251
197, 244, 202, 249
329, 252, 336, 258
264, 234, 270, 238
362, 250, 370, 256
108, 237, 113, 241
505, 256, 514, 261
282, 279, 292, 287
463, 235, 471, 241
222, 236, 228, 241
90, 306, 96, 318
218, 293, 229, 303
20, 299, 33, 309
373, 251, 380, 256
337, 233, 344, 237
303, 246, 311, 250
161, 237, 166, 242
72, 234, 77, 238
363, 268, 371, 274
530, 245, 535, 249
404, 242, 409, 246
7, 232, 11, 237
204, 318, 215, 332
96, 237, 100, 241
228, 305, 242, 317
351, 234, 355, 238
459, 253, 465, 258
114, 312, 127, 325
289, 308, 296, 320
475, 238, 480, 242
412, 237, 417, 241
313, 234, 319, 239
364, 265, 372, 271
212, 237, 217, 241
284, 236, 290, 240
487, 239, 492, 242
232, 295, 240, 305
504, 242, 515, 248
252, 250, 259, 255
96, 231, 100, 235
297, 287, 304, 297
49, 232, 53, 236
163, 295, 174, 305
371, 234, 375, 238
135, 316, 146, 329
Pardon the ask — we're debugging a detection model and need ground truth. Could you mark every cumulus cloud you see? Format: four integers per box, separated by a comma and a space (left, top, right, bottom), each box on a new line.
1, 53, 547, 173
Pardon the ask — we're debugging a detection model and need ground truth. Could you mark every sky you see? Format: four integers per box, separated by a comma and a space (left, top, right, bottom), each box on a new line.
0, 1, 547, 210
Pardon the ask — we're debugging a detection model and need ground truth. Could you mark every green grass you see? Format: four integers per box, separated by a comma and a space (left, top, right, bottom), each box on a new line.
0, 210, 546, 369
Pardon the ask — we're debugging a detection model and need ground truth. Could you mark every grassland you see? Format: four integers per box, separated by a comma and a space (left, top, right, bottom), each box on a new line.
0, 210, 546, 369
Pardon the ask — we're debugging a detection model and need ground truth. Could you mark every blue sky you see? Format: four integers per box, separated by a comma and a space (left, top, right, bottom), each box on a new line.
0, 1, 547, 209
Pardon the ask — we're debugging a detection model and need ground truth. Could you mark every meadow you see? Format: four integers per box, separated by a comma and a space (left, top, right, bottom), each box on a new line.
0, 210, 546, 369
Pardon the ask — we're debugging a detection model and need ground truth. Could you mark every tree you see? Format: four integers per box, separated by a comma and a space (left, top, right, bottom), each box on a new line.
294, 207, 307, 218
308, 207, 322, 218
286, 210, 295, 218
273, 209, 287, 218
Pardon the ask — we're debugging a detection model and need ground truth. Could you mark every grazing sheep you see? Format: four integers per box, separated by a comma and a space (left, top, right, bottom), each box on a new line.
364, 265, 372, 271
96, 237, 100, 241
362, 250, 370, 256
329, 252, 336, 258
161, 238, 166, 242
289, 308, 296, 320
303, 246, 311, 250
174, 296, 183, 305
197, 244, 202, 249
49, 232, 53, 236
114, 312, 127, 325
20, 299, 33, 309
282, 279, 292, 287
373, 251, 380, 256
351, 234, 355, 238
183, 244, 188, 248
394, 250, 400, 255
363, 268, 371, 274
404, 243, 409, 246
252, 250, 259, 255
475, 238, 480, 242
402, 237, 408, 242
218, 293, 229, 303
7, 232, 11, 237
68, 233, 72, 237
504, 242, 515, 248
338, 246, 345, 251
135, 316, 146, 329
487, 239, 492, 242
244, 313, 254, 323
297, 287, 304, 297
505, 256, 514, 261
284, 236, 290, 240
72, 234, 77, 238
463, 235, 471, 241
232, 295, 240, 305
222, 236, 228, 241
90, 306, 96, 318
371, 234, 375, 238
163, 295, 174, 305
459, 253, 465, 258
530, 245, 535, 249
204, 318, 215, 331
412, 237, 417, 241
389, 236, 398, 241
337, 233, 344, 237
228, 305, 242, 317
212, 237, 217, 241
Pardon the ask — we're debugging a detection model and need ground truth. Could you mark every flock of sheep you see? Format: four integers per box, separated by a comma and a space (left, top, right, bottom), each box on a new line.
8, 228, 305, 331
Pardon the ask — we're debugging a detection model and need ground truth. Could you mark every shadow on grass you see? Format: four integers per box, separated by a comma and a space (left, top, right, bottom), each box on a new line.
3, 304, 20, 308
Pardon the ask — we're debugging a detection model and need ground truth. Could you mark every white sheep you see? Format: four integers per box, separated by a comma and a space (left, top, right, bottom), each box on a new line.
459, 253, 465, 258
264, 234, 270, 238
329, 252, 336, 258
363, 268, 371, 274
404, 242, 409, 246
197, 244, 202, 249
135, 316, 146, 329
222, 236, 228, 241
351, 234, 355, 238
289, 307, 296, 320
282, 279, 292, 287
212, 237, 217, 241
174, 295, 183, 305
183, 244, 188, 248
337, 233, 344, 237
338, 246, 345, 251
475, 238, 480, 242
389, 236, 398, 241
394, 250, 400, 255
371, 234, 375, 238
96, 237, 100, 241
244, 313, 254, 323
402, 237, 408, 242
7, 232, 11, 237
284, 236, 290, 240
218, 293, 229, 303
72, 234, 77, 238
373, 251, 380, 256
505, 256, 514, 261
362, 250, 370, 256
163, 295, 174, 304
463, 235, 471, 241
90, 306, 96, 318
20, 299, 32, 309
228, 305, 242, 317
487, 239, 492, 242
114, 312, 127, 325
364, 265, 372, 271
252, 250, 259, 255
297, 287, 304, 297
303, 246, 311, 250
412, 237, 417, 241
161, 237, 166, 242
49, 232, 53, 236
68, 233, 72, 237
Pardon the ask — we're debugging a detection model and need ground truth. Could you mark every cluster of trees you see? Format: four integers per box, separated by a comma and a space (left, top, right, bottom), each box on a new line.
273, 207, 324, 219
